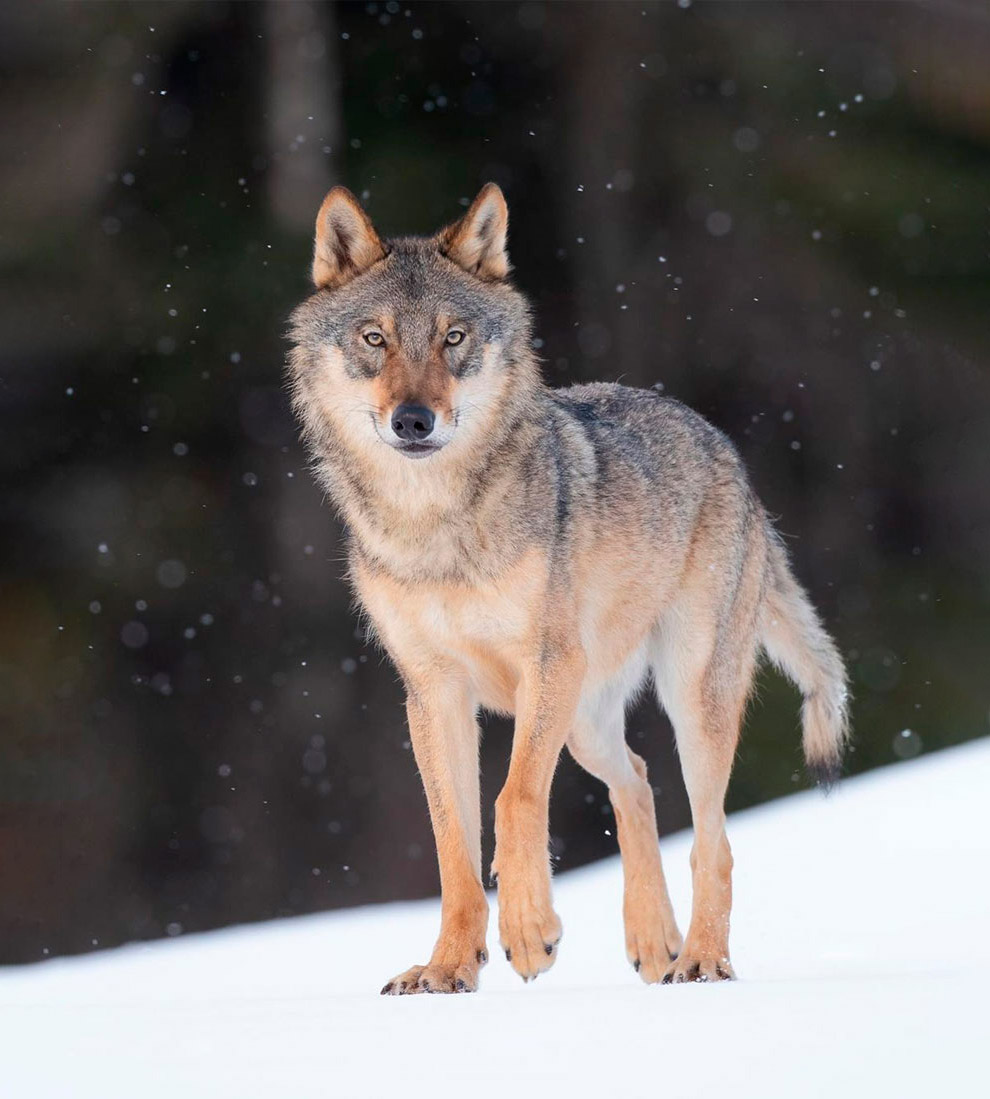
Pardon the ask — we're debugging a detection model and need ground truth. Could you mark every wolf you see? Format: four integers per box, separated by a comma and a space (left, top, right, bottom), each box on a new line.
288, 183, 849, 994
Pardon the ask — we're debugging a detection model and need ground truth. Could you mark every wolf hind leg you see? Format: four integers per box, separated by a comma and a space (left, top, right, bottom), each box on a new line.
567, 679, 682, 983
653, 607, 760, 982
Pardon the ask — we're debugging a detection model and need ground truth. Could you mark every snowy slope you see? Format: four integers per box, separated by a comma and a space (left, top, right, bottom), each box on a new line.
2, 740, 987, 1099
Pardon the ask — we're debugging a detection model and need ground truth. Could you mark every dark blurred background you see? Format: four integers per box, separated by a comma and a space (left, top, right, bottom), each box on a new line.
2, 0, 988, 964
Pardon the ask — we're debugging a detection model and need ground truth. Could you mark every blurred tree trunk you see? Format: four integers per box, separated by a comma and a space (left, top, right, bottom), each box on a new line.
558, 5, 657, 386
265, 0, 340, 232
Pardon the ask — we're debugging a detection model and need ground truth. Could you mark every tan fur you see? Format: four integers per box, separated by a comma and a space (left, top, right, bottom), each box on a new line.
439, 182, 511, 281
312, 186, 386, 290
288, 185, 850, 993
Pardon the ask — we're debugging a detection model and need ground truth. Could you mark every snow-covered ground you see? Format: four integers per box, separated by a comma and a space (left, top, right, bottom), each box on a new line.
3, 740, 987, 1098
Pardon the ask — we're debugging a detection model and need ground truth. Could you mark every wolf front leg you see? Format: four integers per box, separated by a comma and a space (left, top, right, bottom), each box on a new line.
381, 675, 489, 995
492, 644, 586, 981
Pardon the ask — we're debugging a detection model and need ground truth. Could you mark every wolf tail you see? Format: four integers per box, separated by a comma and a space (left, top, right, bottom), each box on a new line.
758, 531, 850, 788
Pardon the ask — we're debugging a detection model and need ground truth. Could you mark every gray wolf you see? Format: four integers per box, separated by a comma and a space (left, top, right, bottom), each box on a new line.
287, 183, 849, 993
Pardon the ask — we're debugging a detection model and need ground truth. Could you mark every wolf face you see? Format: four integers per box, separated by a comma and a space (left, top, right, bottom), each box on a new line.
289, 185, 537, 472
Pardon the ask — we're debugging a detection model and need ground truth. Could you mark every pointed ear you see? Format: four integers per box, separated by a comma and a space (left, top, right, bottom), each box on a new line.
312, 186, 387, 290
440, 183, 510, 280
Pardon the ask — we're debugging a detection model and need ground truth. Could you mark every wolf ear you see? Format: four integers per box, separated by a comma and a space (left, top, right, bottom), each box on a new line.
440, 183, 510, 281
312, 187, 387, 290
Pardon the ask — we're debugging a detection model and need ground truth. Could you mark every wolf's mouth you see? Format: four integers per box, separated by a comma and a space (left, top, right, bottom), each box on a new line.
395, 442, 441, 460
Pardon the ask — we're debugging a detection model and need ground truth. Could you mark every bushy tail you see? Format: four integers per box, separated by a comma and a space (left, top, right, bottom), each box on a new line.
759, 532, 850, 788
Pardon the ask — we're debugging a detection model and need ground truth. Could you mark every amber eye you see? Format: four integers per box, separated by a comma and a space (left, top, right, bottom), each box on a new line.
445, 329, 465, 347
364, 331, 385, 347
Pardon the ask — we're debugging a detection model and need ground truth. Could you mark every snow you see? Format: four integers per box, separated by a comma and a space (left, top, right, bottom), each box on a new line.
3, 740, 987, 1098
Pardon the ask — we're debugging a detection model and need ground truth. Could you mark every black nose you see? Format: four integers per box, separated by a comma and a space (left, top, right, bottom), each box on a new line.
391, 404, 435, 441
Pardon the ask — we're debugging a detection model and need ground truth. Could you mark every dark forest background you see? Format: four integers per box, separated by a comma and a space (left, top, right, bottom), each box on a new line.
1, 0, 988, 964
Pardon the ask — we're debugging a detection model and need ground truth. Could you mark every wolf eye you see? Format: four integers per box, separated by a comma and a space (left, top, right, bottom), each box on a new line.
445, 329, 465, 347
363, 331, 385, 347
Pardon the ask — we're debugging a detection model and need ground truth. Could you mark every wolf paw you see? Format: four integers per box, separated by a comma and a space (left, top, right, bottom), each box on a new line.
627, 919, 683, 985
497, 894, 562, 982
661, 951, 735, 984
381, 948, 488, 995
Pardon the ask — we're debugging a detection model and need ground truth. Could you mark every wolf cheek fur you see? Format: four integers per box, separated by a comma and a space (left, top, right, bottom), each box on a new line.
287, 183, 850, 994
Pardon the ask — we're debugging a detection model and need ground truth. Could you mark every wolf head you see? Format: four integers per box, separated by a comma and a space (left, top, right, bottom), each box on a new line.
288, 184, 537, 475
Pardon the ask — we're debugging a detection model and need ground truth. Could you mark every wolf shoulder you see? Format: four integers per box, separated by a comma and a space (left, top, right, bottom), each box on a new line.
548, 381, 746, 483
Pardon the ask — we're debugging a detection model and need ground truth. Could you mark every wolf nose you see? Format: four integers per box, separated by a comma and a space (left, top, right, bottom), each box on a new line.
392, 404, 435, 441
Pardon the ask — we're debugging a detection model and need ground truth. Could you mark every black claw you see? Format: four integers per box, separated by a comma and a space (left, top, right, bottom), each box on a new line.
489, 870, 499, 887
662, 973, 673, 985
381, 982, 393, 995
544, 943, 554, 955
669, 951, 679, 962
633, 959, 641, 973
421, 979, 430, 991
505, 949, 512, 962
455, 979, 466, 992
477, 949, 488, 965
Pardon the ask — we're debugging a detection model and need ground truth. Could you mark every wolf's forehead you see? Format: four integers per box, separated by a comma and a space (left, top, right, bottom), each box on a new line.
382, 252, 476, 311
364, 252, 492, 330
